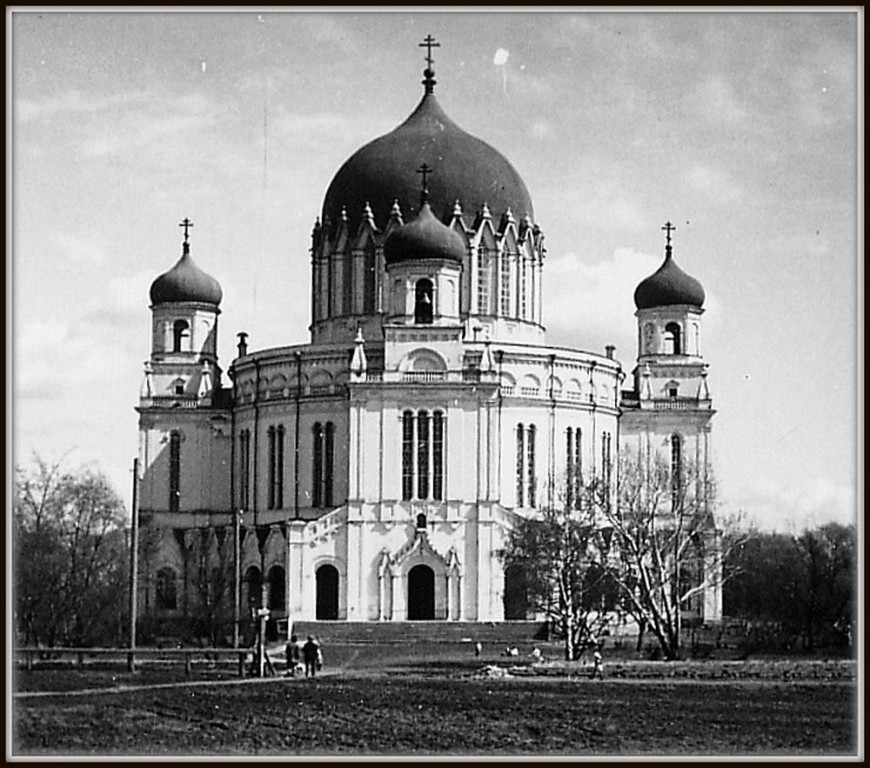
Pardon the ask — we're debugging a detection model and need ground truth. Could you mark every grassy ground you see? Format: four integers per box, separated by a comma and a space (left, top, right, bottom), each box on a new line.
12, 645, 859, 757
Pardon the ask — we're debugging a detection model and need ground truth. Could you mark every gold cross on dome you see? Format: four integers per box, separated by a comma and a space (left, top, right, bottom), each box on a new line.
662, 221, 676, 246
419, 34, 440, 68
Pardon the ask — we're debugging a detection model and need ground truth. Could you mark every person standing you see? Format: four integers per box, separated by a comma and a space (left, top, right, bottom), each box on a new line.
285, 635, 302, 676
591, 647, 604, 680
302, 635, 321, 678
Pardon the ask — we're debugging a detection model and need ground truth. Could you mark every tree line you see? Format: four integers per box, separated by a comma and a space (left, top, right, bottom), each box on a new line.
12, 454, 856, 656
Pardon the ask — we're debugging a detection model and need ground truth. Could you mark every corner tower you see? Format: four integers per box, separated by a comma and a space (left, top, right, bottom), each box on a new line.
137, 220, 232, 522
620, 221, 720, 622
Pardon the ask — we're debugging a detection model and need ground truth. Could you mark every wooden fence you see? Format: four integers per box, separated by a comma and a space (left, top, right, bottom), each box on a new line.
14, 647, 260, 677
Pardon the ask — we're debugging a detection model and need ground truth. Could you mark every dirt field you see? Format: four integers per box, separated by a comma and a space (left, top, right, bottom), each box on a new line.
12, 652, 858, 757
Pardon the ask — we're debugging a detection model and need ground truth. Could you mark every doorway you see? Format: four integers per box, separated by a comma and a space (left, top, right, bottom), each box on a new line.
407, 564, 435, 620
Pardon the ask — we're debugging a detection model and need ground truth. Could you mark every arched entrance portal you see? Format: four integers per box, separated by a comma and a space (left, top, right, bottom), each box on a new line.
316, 564, 339, 620
407, 564, 435, 620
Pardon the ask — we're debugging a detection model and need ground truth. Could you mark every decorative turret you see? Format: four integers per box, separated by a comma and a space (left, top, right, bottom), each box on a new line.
634, 221, 705, 310
150, 219, 223, 307
142, 219, 223, 405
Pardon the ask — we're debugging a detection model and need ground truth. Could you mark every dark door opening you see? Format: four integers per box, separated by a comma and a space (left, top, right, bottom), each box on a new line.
503, 564, 529, 620
316, 564, 339, 620
407, 564, 435, 620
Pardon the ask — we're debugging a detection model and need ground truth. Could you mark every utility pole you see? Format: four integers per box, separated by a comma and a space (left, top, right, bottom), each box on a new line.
127, 457, 140, 673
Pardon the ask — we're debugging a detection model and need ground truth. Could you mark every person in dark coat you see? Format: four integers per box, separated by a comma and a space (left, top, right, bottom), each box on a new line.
302, 635, 321, 678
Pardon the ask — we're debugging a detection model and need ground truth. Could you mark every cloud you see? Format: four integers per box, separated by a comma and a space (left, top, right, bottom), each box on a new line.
50, 231, 109, 265
728, 476, 856, 533
15, 89, 149, 123
543, 247, 660, 352
685, 163, 741, 203
693, 74, 747, 125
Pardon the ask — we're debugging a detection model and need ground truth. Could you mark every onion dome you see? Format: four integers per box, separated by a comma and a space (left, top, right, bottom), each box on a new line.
384, 200, 466, 265
321, 54, 533, 234
634, 224, 705, 310
150, 241, 223, 306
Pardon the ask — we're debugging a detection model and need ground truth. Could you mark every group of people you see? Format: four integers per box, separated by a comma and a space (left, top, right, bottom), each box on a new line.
285, 635, 323, 678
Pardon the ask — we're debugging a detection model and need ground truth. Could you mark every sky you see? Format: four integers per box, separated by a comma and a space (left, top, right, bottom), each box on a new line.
9, 9, 861, 533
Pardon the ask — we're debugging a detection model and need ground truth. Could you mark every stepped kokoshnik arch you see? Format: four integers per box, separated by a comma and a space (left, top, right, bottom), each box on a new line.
135, 36, 721, 641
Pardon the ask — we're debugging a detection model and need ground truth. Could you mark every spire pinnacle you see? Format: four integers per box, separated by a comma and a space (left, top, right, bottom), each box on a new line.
419, 34, 440, 94
416, 162, 433, 206
179, 217, 194, 254
662, 220, 676, 258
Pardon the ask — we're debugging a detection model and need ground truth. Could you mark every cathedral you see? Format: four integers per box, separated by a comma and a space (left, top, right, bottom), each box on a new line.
135, 40, 720, 640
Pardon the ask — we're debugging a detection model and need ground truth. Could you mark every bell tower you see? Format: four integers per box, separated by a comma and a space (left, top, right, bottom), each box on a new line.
620, 221, 720, 622
137, 220, 231, 519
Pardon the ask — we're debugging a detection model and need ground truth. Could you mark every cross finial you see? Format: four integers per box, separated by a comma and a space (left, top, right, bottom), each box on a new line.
179, 217, 194, 244
416, 163, 432, 205
419, 34, 440, 68
662, 221, 676, 248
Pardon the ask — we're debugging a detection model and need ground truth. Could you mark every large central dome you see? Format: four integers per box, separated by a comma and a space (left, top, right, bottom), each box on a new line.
321, 80, 534, 233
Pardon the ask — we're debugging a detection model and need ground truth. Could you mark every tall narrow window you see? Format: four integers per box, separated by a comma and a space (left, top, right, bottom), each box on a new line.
172, 320, 189, 353
156, 567, 177, 610
402, 411, 414, 501
169, 431, 181, 512
342, 251, 353, 315
276, 425, 285, 509
432, 411, 444, 501
519, 257, 528, 319
312, 423, 323, 508
324, 422, 335, 507
516, 424, 525, 507
566, 428, 576, 509
527, 425, 537, 507
414, 279, 434, 324
417, 410, 430, 500
363, 242, 376, 314
239, 430, 251, 510
499, 253, 511, 316
267, 427, 276, 509
601, 431, 613, 497
671, 434, 682, 509
477, 249, 490, 314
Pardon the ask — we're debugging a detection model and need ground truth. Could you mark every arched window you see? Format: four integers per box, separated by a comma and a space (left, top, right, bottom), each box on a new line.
363, 241, 377, 314
172, 320, 190, 353
239, 430, 251, 510
566, 427, 583, 509
312, 422, 335, 508
401, 409, 445, 501
527, 425, 537, 507
516, 424, 525, 507
477, 249, 491, 314
169, 431, 181, 512
503, 564, 529, 620
519, 255, 528, 318
245, 566, 262, 612
415, 279, 434, 324
156, 567, 177, 610
600, 431, 613, 504
671, 434, 683, 509
499, 252, 511, 316
416, 513, 427, 530
402, 411, 414, 501
267, 426, 285, 509
268, 565, 286, 611
664, 322, 682, 355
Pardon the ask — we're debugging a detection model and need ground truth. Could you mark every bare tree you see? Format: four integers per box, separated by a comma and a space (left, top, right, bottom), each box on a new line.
590, 449, 733, 660
13, 455, 128, 647
503, 492, 617, 661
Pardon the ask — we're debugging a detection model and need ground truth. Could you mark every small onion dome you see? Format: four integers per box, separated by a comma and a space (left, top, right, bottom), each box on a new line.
634, 249, 705, 310
384, 201, 466, 266
150, 244, 223, 306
